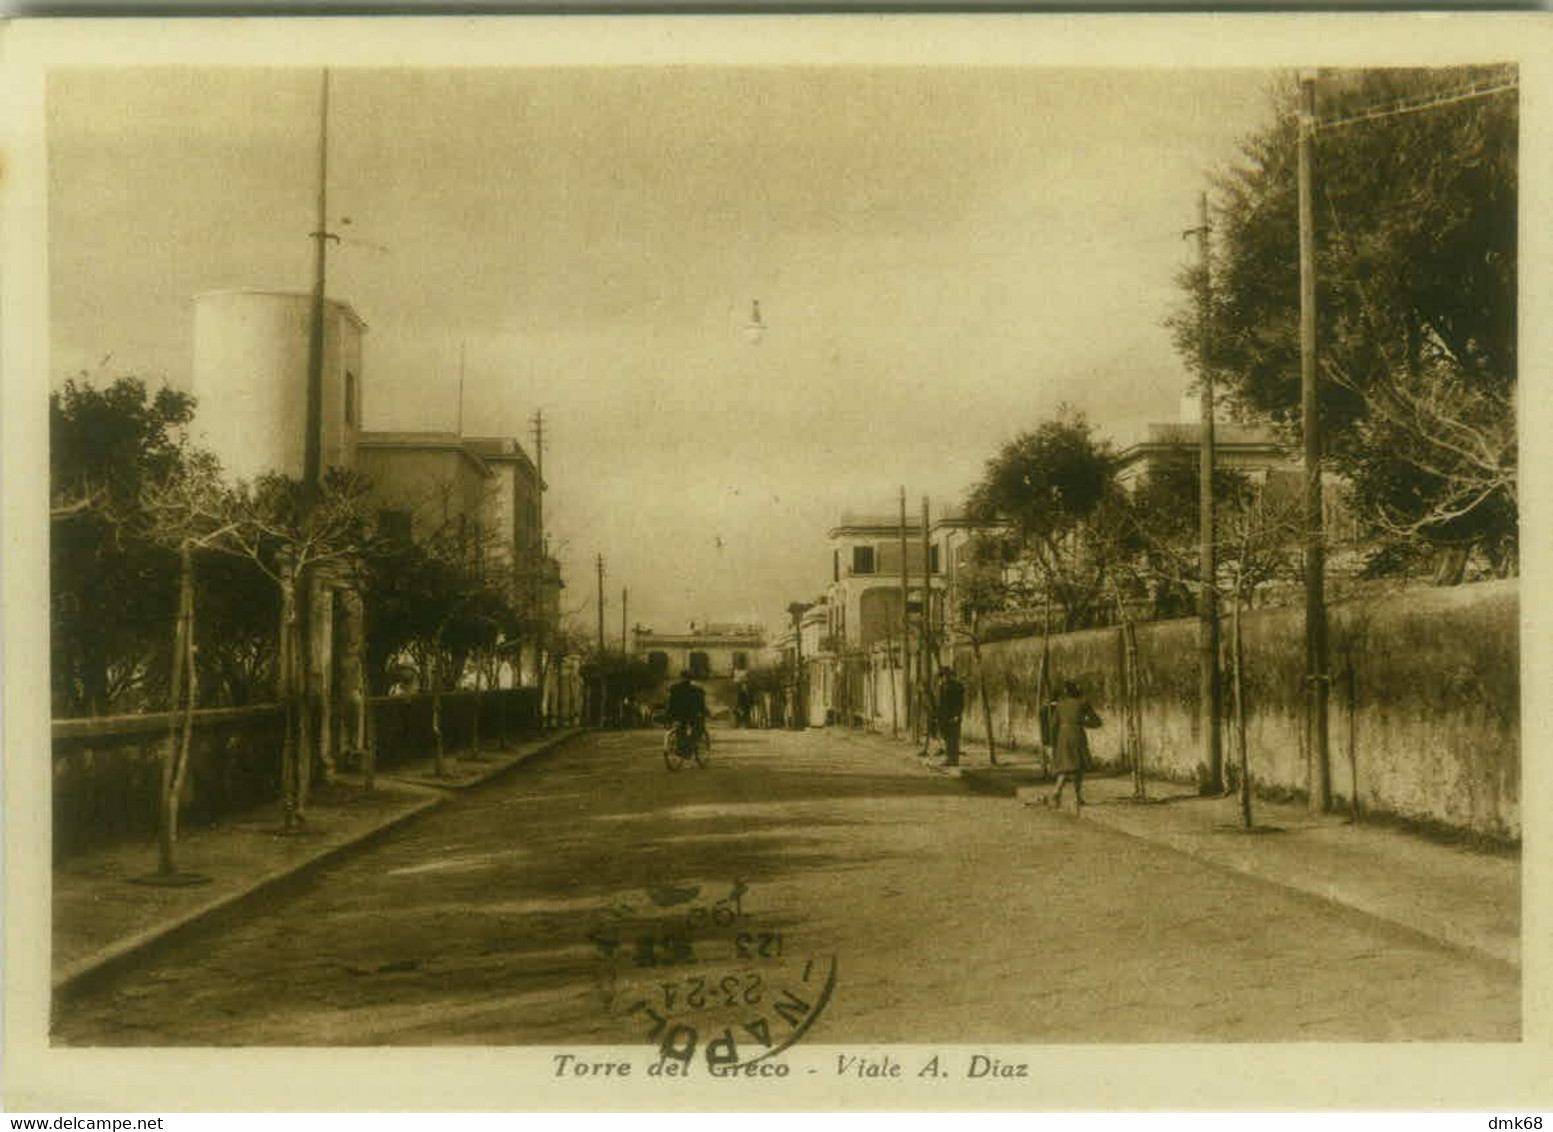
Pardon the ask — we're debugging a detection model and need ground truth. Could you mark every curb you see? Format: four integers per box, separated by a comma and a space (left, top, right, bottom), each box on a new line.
1072, 801, 1520, 971
849, 726, 1519, 971
385, 728, 583, 791
52, 730, 584, 1004
52, 790, 444, 1005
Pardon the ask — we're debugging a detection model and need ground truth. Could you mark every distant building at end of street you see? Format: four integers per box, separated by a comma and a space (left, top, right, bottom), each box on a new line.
632, 623, 766, 681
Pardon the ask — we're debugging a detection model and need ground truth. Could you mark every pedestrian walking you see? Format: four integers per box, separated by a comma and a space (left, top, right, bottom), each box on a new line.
1048, 679, 1101, 812
936, 667, 966, 767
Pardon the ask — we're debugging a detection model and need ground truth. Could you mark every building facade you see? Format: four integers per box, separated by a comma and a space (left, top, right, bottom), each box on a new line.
356, 431, 494, 550
1116, 420, 1299, 488
823, 512, 947, 652
632, 623, 766, 681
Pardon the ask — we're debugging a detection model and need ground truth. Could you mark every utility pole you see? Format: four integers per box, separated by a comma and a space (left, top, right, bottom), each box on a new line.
1299, 71, 1332, 814
528, 408, 547, 722
456, 341, 466, 437
595, 555, 606, 655
621, 587, 628, 654
594, 554, 606, 728
530, 409, 546, 549
1196, 189, 1224, 794
788, 602, 807, 731
302, 68, 331, 490
899, 487, 912, 739
913, 490, 925, 692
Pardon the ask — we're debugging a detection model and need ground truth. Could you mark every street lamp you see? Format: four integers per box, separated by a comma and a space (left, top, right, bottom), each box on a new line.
744, 299, 766, 346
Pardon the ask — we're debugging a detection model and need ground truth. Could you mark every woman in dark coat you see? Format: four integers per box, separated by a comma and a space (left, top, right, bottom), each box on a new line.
1049, 680, 1101, 812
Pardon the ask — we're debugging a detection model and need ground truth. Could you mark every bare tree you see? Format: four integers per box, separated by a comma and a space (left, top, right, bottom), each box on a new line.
148, 465, 375, 830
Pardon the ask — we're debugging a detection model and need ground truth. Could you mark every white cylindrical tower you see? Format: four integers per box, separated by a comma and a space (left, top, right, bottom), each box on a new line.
191, 290, 366, 483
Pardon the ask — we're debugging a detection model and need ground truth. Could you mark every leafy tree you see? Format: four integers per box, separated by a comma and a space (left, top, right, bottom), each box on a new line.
360, 510, 518, 772
147, 465, 377, 827
1131, 454, 1259, 618
580, 652, 659, 727
948, 532, 1032, 766
1173, 66, 1517, 580
49, 377, 195, 715
965, 406, 1121, 631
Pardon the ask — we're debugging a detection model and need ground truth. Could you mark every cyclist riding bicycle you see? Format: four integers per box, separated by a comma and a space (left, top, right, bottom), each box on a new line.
665, 669, 709, 749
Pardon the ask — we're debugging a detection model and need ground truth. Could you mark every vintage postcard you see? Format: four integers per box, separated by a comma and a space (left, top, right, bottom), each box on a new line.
3, 12, 1550, 1113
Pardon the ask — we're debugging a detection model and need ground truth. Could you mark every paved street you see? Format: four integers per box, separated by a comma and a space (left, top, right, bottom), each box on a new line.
53, 727, 1519, 1046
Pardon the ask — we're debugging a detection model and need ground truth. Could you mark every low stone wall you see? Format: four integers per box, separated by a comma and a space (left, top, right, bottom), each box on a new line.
370, 688, 540, 768
956, 579, 1520, 842
52, 706, 285, 862
51, 688, 544, 860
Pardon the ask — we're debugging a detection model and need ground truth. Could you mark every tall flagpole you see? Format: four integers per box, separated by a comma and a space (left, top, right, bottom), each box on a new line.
303, 68, 331, 489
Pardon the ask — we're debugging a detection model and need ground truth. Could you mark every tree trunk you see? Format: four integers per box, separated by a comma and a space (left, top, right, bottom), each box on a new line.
432, 628, 447, 777
498, 652, 510, 747
1345, 647, 1360, 823
1432, 544, 1469, 586
158, 541, 194, 875
470, 646, 484, 757
1108, 578, 1144, 799
278, 566, 301, 830
1233, 573, 1252, 829
1038, 591, 1052, 777
1124, 617, 1144, 800
295, 594, 313, 819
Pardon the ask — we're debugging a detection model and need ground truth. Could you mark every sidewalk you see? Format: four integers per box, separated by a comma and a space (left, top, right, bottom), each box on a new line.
52, 728, 581, 1000
837, 725, 1520, 970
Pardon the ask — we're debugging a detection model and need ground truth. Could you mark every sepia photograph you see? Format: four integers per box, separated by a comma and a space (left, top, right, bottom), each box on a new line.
3, 13, 1548, 1113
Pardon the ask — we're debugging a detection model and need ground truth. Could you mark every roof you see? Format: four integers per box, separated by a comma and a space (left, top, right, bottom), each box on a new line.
634, 626, 767, 646
462, 436, 545, 489
356, 431, 493, 476
191, 288, 369, 332
830, 506, 988, 540
1118, 422, 1287, 466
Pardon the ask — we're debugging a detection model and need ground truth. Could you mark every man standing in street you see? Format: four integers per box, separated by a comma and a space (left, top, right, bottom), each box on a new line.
936, 666, 965, 767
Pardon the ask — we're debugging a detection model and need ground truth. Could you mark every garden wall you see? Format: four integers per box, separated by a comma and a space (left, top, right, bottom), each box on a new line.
51, 687, 543, 860
955, 579, 1519, 842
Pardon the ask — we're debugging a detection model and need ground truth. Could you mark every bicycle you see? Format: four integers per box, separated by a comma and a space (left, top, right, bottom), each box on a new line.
663, 719, 711, 771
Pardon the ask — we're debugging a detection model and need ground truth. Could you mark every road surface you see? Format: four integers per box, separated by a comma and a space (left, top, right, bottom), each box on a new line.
54, 726, 1518, 1045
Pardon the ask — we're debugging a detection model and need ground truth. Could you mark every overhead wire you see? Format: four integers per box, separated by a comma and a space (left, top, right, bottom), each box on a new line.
1315, 78, 1518, 132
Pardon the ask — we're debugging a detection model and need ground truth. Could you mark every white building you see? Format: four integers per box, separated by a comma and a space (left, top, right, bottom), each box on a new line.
632, 623, 765, 681
191, 289, 366, 482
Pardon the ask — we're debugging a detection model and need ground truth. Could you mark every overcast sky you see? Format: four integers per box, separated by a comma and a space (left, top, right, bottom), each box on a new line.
48, 65, 1282, 638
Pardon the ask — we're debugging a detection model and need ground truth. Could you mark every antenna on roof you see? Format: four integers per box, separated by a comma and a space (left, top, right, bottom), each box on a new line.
457, 340, 466, 437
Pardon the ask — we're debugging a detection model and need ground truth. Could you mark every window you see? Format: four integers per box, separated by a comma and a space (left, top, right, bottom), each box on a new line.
833, 549, 840, 583
930, 544, 941, 574
732, 651, 749, 670
689, 651, 712, 679
852, 545, 876, 575
345, 371, 356, 425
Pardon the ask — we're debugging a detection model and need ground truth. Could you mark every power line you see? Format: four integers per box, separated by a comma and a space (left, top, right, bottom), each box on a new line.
1317, 79, 1517, 132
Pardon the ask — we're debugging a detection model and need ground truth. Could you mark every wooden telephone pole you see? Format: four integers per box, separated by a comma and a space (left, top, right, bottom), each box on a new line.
1196, 190, 1224, 794
899, 487, 912, 738
595, 555, 606, 655
920, 494, 933, 744
1298, 72, 1332, 813
530, 409, 546, 552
